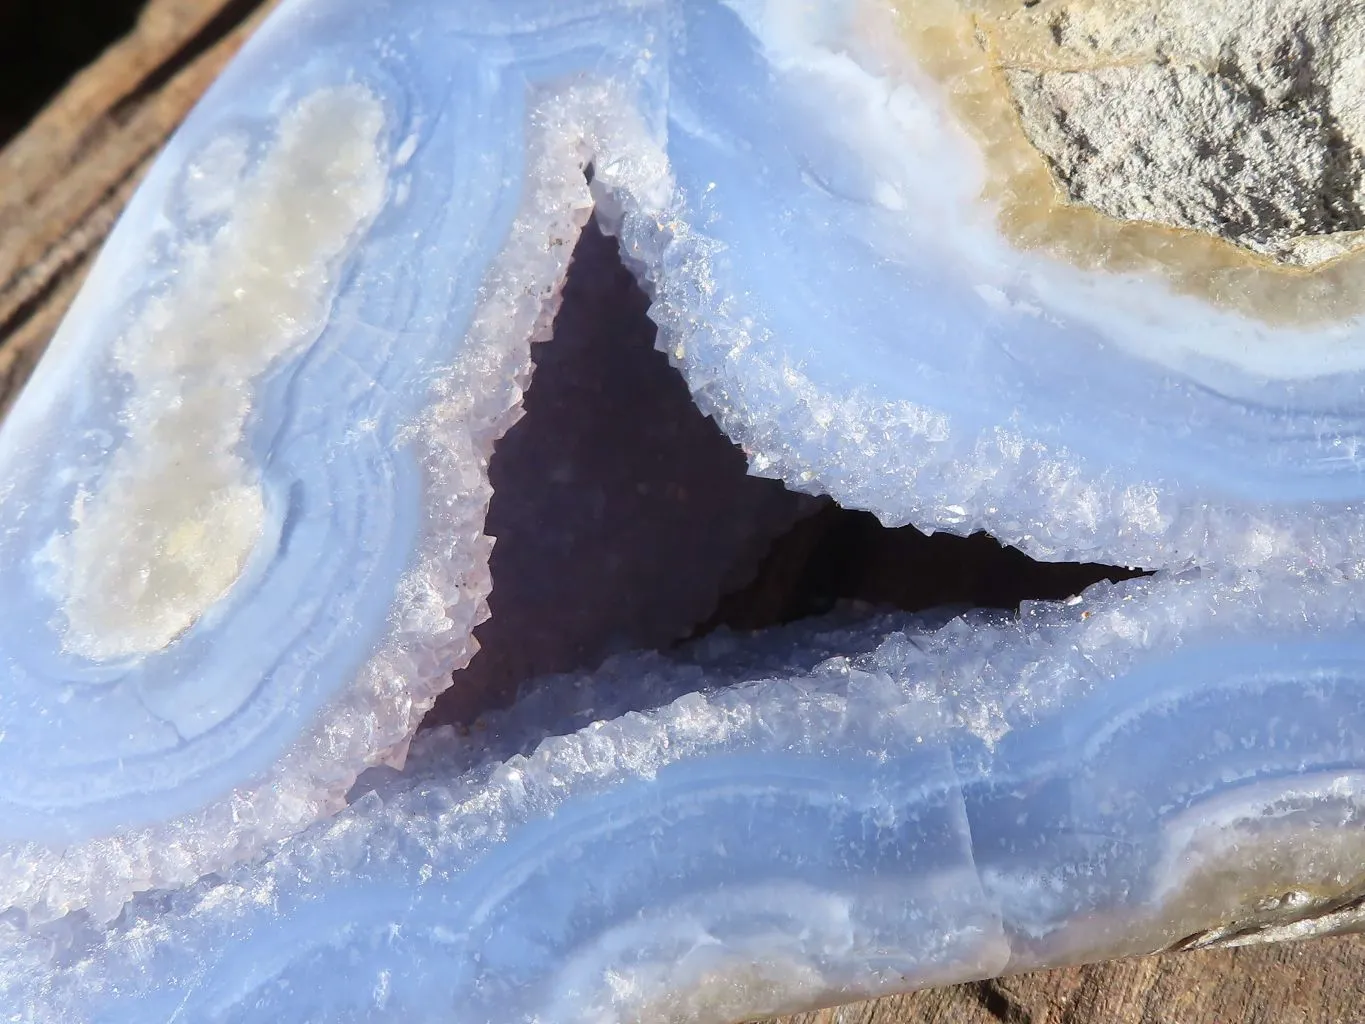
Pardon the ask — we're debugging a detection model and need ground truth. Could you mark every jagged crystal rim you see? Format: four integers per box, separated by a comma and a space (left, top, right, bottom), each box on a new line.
0, 86, 630, 927
9, 567, 1365, 1020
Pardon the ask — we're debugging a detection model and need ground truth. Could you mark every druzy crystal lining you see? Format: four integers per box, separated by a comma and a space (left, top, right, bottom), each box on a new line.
0, 0, 667, 923
1, 0, 1364, 1019
640, 0, 1365, 571
8, 572, 1365, 1022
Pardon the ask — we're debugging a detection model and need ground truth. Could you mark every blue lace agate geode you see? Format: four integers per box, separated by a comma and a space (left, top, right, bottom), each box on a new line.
3, 0, 1365, 1019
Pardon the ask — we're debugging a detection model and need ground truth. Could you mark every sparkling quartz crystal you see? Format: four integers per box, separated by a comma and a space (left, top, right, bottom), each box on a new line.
10, 572, 1365, 1021
0, 0, 669, 923
643, 0, 1365, 571
1, 0, 1364, 1019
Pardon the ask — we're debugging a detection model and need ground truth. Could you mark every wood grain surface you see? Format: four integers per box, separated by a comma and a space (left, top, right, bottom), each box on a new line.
2, 1, 1364, 1021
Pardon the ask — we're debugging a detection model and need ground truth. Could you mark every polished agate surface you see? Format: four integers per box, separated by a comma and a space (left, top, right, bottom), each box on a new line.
2, 0, 1364, 1019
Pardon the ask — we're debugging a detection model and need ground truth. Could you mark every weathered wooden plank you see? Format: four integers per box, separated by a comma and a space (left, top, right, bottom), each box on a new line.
2, 1, 1364, 1020
782, 932, 1365, 1024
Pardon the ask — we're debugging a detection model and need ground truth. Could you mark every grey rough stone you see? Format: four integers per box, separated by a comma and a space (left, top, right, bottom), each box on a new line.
1001, 0, 1365, 265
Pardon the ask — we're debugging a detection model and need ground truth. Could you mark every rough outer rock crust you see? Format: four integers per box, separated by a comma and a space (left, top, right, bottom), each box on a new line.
886, 0, 1365, 324
992, 0, 1365, 267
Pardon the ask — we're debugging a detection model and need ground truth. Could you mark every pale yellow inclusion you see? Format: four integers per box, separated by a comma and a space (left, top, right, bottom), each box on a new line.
1116, 814, 1365, 959
886, 0, 1365, 327
58, 86, 389, 660
1019, 788, 1365, 967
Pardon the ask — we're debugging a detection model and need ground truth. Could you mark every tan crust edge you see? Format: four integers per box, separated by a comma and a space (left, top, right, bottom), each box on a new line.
889, 0, 1365, 328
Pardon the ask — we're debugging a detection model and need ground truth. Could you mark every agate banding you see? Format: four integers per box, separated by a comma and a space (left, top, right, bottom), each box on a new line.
9, 573, 1365, 1021
1, 0, 1363, 1020
57, 86, 388, 660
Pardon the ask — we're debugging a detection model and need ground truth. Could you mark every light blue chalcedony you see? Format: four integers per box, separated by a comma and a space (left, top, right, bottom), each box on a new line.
645, 1, 1365, 570
1, 0, 1364, 1017
9, 571, 1365, 1022
0, 0, 665, 921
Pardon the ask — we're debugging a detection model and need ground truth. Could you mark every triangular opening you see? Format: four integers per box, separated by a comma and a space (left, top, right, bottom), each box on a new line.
424, 216, 1146, 729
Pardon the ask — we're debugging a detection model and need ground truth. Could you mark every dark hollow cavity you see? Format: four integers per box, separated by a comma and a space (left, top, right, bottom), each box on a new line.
422, 216, 1145, 729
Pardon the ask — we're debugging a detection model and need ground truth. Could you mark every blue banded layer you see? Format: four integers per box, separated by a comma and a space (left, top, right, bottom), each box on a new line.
7, 571, 1365, 1022
6, 0, 1365, 933
626, 0, 1365, 571
0, 0, 666, 921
